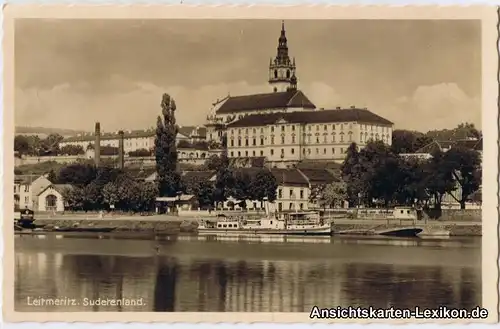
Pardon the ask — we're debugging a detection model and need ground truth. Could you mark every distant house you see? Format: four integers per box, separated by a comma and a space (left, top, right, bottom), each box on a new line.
399, 138, 482, 160
59, 125, 206, 154
37, 184, 74, 212
14, 174, 52, 210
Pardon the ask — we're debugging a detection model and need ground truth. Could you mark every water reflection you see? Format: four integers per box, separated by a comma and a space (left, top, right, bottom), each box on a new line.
15, 236, 481, 312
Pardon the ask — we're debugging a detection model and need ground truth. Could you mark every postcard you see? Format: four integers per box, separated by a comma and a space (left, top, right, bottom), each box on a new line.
2, 4, 498, 324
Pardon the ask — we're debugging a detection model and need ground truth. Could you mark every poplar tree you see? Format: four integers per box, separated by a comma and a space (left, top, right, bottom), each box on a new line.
155, 93, 181, 197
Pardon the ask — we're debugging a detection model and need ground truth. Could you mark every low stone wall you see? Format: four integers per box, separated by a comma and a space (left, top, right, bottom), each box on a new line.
33, 218, 199, 233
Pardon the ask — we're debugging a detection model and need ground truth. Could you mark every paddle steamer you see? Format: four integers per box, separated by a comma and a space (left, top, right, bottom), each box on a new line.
198, 211, 332, 236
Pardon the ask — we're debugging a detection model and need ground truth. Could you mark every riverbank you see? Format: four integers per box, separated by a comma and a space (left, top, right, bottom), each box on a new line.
331, 221, 482, 236
31, 218, 199, 234
23, 213, 482, 236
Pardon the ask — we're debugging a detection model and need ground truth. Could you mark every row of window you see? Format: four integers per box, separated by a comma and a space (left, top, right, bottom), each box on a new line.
229, 132, 389, 147
277, 202, 305, 211
230, 132, 355, 147
14, 185, 30, 193
278, 189, 305, 199
228, 147, 347, 158
229, 123, 390, 136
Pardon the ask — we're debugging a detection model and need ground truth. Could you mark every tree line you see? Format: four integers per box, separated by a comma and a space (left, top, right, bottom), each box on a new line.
341, 140, 481, 210
390, 122, 481, 154
49, 163, 158, 212
15, 134, 66, 156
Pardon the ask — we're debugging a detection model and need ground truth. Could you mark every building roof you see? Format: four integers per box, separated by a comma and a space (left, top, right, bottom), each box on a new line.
14, 174, 46, 185
414, 141, 445, 154
178, 126, 207, 139
270, 168, 309, 186
216, 90, 316, 114
295, 160, 342, 171
415, 138, 482, 154
181, 170, 216, 181
226, 108, 393, 128
454, 138, 483, 151
37, 184, 74, 196
298, 168, 339, 185
232, 167, 267, 179
61, 127, 200, 143
63, 130, 156, 143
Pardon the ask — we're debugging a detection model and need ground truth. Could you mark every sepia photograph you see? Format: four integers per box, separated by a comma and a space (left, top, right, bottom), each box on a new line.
2, 4, 498, 324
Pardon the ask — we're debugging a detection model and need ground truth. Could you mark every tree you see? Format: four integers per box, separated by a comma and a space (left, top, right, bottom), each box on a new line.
194, 181, 215, 209
102, 182, 120, 209
61, 186, 86, 211
426, 122, 482, 141
128, 148, 152, 157
213, 167, 234, 207
341, 143, 364, 206
391, 130, 421, 154
207, 140, 221, 150
82, 182, 104, 210
57, 163, 97, 186
393, 157, 429, 206
204, 155, 225, 171
39, 133, 64, 156
317, 181, 348, 209
155, 94, 181, 197
47, 169, 58, 183
250, 169, 278, 205
230, 171, 252, 209
442, 146, 482, 209
60, 145, 85, 156
14, 135, 30, 155
136, 182, 159, 212
423, 149, 457, 210
94, 167, 124, 187
179, 173, 215, 209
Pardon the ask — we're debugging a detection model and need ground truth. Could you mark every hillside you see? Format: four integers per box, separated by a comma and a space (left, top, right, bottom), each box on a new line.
15, 126, 88, 137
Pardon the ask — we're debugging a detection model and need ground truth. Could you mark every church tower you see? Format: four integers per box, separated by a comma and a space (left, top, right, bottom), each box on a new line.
269, 21, 298, 93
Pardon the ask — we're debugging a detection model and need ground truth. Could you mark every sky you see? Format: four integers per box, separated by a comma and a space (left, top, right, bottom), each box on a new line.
15, 19, 481, 133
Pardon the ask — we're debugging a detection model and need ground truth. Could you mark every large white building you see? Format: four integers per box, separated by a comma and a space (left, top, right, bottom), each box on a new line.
226, 107, 392, 164
205, 21, 393, 165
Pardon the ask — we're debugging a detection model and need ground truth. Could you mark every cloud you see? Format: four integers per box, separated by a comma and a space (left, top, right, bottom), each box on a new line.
14, 77, 272, 131
300, 82, 342, 109
15, 77, 479, 134
374, 83, 481, 132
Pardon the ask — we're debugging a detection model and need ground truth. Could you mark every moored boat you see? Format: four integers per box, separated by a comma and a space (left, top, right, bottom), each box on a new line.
198, 211, 331, 236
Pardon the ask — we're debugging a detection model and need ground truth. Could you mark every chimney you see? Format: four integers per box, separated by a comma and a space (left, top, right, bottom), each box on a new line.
94, 122, 101, 167
118, 130, 125, 170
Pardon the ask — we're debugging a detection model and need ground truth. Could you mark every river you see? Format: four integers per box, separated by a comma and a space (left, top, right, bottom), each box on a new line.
14, 233, 481, 312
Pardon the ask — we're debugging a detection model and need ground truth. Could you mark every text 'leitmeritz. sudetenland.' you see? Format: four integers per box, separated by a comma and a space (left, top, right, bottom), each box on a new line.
26, 296, 146, 307
309, 305, 489, 320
